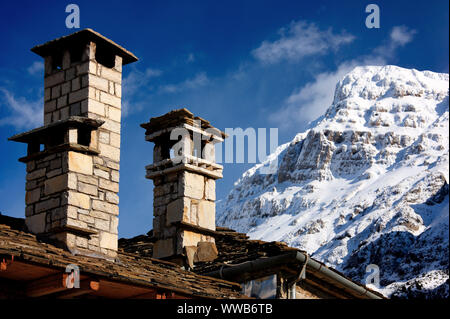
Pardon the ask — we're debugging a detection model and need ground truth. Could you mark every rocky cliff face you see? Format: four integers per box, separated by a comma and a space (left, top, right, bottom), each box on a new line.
217, 65, 449, 298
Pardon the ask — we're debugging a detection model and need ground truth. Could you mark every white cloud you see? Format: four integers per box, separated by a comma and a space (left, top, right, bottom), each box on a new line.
374, 25, 416, 58
187, 53, 195, 63
184, 72, 209, 89
0, 88, 42, 129
123, 68, 162, 96
159, 72, 209, 94
252, 20, 355, 64
390, 26, 416, 46
121, 68, 209, 116
27, 61, 44, 76
271, 25, 415, 128
122, 100, 145, 118
270, 61, 366, 127
122, 68, 162, 117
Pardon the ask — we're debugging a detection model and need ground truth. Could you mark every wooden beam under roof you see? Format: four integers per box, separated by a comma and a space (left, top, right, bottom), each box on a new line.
127, 290, 158, 299
26, 272, 99, 298
0, 259, 209, 299
56, 280, 100, 299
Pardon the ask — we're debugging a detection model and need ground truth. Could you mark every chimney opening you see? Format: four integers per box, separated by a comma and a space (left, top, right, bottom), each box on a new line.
95, 45, 115, 68
77, 128, 91, 147
51, 52, 63, 72
161, 143, 171, 160
69, 46, 84, 64
44, 133, 65, 150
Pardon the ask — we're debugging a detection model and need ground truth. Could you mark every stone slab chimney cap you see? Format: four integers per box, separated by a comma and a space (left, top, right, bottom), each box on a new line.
30, 28, 138, 65
140, 108, 227, 139
8, 116, 104, 144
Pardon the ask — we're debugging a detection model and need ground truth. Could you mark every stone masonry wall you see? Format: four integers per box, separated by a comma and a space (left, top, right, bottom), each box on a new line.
43, 42, 122, 163
24, 150, 120, 258
152, 170, 216, 258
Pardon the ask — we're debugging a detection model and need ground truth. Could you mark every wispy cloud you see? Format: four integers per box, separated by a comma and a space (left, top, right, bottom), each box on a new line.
252, 20, 355, 64
271, 26, 416, 129
122, 67, 210, 116
270, 58, 382, 127
158, 72, 209, 94
122, 68, 162, 117
27, 61, 44, 76
187, 53, 195, 63
374, 25, 416, 58
390, 26, 416, 46
0, 88, 42, 129
123, 68, 162, 96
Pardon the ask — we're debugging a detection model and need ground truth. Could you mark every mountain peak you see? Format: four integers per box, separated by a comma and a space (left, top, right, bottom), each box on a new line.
316, 65, 450, 134
217, 65, 449, 298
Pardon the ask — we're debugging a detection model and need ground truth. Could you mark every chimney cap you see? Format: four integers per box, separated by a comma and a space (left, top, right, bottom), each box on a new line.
8, 116, 104, 144
140, 108, 227, 139
31, 28, 138, 65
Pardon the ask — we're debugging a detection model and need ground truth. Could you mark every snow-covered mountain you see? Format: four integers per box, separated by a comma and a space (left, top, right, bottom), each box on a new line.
217, 65, 449, 298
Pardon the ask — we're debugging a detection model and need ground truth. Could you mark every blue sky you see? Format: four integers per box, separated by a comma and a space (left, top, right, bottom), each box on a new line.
0, 0, 448, 238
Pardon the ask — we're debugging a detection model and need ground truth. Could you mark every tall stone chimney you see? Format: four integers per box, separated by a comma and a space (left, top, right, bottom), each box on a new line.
141, 109, 226, 266
9, 29, 137, 259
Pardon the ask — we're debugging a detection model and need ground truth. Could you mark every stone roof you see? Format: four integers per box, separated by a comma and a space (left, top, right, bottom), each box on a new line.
119, 226, 299, 273
0, 215, 242, 299
119, 226, 386, 299
0, 213, 384, 299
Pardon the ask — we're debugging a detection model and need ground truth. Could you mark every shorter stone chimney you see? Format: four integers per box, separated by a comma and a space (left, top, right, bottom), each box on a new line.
141, 109, 226, 266
9, 29, 137, 259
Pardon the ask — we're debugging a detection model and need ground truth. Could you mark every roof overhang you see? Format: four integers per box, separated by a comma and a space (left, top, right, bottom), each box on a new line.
31, 28, 138, 65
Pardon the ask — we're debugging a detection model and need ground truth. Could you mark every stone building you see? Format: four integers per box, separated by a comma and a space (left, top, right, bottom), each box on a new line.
0, 29, 384, 299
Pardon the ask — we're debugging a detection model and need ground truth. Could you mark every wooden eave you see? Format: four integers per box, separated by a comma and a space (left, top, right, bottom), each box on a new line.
0, 223, 243, 299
